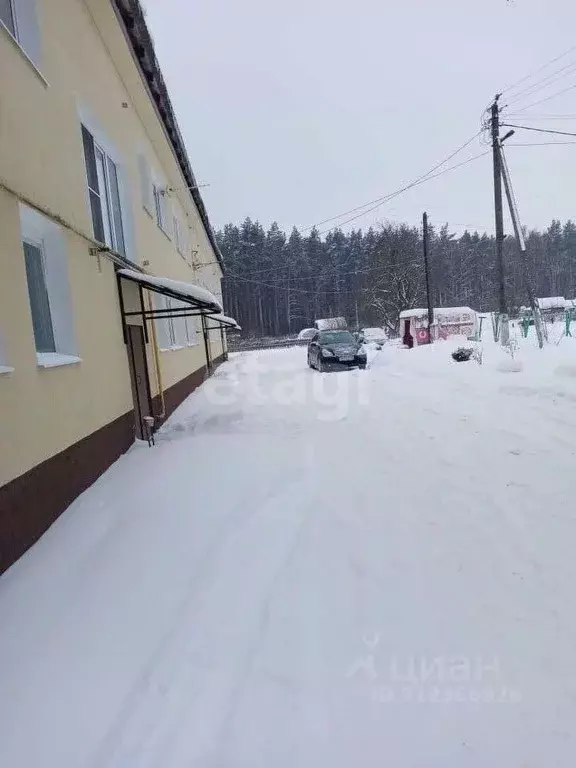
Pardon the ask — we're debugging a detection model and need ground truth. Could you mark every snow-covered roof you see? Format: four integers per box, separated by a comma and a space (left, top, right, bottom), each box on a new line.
537, 296, 566, 310
399, 308, 428, 319
118, 269, 222, 313
399, 306, 475, 320
314, 317, 347, 330
206, 313, 241, 330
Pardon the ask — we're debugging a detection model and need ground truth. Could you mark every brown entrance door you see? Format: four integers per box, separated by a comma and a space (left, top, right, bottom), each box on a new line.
126, 324, 153, 439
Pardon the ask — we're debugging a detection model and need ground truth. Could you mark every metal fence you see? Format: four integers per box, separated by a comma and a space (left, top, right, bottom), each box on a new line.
227, 335, 309, 353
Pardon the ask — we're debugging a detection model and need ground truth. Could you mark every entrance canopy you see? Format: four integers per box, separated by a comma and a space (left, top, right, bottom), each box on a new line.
118, 268, 223, 314
205, 313, 241, 331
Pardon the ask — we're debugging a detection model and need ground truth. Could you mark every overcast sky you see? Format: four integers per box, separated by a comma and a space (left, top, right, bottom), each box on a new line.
143, 0, 576, 236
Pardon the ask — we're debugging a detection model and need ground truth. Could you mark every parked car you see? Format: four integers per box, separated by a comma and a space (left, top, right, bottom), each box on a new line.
360, 327, 387, 345
307, 329, 367, 371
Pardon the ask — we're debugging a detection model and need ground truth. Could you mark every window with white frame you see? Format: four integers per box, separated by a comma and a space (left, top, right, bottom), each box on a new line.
81, 125, 126, 256
0, 0, 42, 69
0, 0, 16, 35
23, 240, 55, 353
184, 312, 198, 347
153, 183, 164, 230
154, 297, 197, 350
173, 213, 182, 254
19, 204, 77, 365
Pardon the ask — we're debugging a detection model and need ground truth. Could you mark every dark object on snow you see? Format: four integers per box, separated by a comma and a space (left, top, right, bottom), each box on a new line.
307, 329, 367, 371
452, 347, 474, 362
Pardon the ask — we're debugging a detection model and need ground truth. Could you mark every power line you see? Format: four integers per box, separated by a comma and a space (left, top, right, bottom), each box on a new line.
507, 81, 576, 113
504, 59, 576, 107
228, 273, 409, 296
301, 131, 481, 233
504, 114, 576, 120
319, 150, 490, 235
227, 262, 423, 284
501, 122, 576, 137
507, 141, 576, 146
500, 43, 576, 96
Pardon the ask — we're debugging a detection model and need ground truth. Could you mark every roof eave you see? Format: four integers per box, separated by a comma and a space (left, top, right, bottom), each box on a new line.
112, 0, 224, 272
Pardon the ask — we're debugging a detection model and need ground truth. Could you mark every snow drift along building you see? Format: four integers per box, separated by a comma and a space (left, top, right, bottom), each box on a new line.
0, 0, 238, 573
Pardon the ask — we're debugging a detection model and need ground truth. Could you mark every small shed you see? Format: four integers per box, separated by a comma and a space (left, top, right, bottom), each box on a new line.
399, 306, 477, 347
536, 297, 566, 322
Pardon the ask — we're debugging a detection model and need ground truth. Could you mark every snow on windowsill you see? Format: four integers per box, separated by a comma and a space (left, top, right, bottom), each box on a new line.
0, 20, 49, 87
159, 345, 185, 353
36, 353, 82, 369
0, 365, 15, 375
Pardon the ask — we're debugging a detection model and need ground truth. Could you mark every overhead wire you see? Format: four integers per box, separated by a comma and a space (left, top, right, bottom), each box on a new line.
227, 262, 423, 284
228, 271, 418, 296
318, 150, 490, 235
503, 59, 576, 107
301, 131, 482, 233
499, 43, 576, 97
506, 141, 576, 146
503, 114, 576, 120
500, 123, 576, 137
505, 81, 576, 113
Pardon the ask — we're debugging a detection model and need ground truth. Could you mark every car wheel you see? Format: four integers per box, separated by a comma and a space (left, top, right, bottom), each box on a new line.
358, 363, 367, 370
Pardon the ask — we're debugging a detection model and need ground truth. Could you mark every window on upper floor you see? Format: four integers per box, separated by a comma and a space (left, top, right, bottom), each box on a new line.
173, 213, 181, 253
153, 183, 164, 230
19, 204, 78, 367
81, 125, 126, 256
0, 0, 15, 35
0, 0, 42, 69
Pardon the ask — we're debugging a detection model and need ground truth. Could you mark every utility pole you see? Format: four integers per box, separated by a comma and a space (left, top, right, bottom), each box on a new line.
422, 212, 434, 343
491, 95, 509, 345
499, 141, 544, 348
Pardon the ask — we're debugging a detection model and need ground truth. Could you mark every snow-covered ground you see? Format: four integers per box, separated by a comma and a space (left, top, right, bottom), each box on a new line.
3, 333, 576, 767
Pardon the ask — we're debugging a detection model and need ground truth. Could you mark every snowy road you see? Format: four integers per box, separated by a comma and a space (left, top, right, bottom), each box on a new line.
3, 339, 576, 766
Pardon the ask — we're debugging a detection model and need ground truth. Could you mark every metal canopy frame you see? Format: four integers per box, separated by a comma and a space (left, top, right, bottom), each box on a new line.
117, 270, 239, 330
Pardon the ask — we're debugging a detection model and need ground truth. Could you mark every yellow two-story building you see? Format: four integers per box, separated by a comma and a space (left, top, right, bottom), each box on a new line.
0, 0, 237, 573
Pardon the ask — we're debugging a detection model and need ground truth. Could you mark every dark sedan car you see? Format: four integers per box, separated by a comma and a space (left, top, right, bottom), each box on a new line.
307, 329, 367, 371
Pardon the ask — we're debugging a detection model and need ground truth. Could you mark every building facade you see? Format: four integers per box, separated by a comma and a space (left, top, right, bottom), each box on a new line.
0, 0, 232, 573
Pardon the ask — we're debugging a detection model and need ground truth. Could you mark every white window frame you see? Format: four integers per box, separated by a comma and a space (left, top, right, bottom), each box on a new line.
0, 0, 43, 74
23, 237, 55, 354
185, 313, 198, 347
0, 0, 17, 37
19, 204, 79, 368
173, 213, 181, 254
81, 125, 125, 255
153, 183, 163, 229
154, 297, 198, 351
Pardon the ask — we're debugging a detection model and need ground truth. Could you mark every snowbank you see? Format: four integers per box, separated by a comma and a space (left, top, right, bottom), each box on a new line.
3, 335, 576, 766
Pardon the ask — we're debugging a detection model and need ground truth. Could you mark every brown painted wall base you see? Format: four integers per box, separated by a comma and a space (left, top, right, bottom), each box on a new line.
152, 354, 225, 426
0, 410, 135, 575
0, 354, 227, 575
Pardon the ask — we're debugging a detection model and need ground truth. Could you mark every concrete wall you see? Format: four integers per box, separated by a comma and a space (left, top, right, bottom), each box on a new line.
0, 0, 224, 487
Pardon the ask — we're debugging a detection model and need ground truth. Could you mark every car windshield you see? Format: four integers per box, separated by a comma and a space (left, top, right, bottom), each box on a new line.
318, 330, 355, 344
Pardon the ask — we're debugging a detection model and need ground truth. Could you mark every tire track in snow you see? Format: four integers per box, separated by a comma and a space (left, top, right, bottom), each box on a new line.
93, 460, 319, 768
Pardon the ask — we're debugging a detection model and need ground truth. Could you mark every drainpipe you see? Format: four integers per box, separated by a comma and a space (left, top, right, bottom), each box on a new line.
146, 291, 165, 419
201, 314, 212, 374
